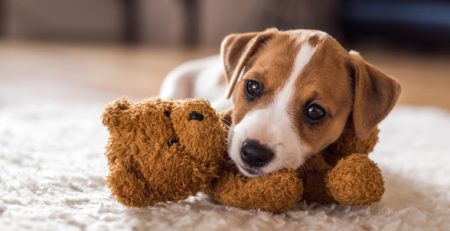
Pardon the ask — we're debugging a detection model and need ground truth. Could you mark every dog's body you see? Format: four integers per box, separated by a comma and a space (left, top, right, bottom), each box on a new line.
159, 28, 401, 177
159, 55, 232, 111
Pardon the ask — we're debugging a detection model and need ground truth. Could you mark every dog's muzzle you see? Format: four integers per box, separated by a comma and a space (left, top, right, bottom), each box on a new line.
240, 139, 274, 168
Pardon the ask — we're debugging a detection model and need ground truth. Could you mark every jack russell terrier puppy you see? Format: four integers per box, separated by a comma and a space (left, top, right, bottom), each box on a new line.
159, 28, 401, 177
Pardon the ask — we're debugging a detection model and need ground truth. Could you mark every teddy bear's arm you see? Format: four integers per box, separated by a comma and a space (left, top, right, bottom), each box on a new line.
325, 153, 384, 205
107, 156, 161, 207
207, 169, 303, 213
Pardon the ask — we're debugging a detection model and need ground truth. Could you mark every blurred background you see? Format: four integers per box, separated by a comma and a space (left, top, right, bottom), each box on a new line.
0, 0, 449, 109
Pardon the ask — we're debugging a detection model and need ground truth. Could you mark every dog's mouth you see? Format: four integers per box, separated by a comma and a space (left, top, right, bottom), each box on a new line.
238, 164, 262, 177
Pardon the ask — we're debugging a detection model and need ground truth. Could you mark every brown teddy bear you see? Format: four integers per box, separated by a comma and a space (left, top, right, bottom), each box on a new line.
102, 98, 383, 213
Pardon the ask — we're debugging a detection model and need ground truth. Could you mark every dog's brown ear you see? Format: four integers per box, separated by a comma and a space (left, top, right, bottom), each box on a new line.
349, 51, 401, 139
221, 28, 277, 98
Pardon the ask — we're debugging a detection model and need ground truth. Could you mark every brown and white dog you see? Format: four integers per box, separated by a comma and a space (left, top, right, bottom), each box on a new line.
159, 28, 401, 177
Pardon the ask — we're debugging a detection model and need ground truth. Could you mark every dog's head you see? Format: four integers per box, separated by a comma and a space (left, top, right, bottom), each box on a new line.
222, 28, 401, 177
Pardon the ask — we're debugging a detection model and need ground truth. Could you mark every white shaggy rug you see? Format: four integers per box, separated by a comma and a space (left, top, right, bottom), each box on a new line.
1, 103, 449, 231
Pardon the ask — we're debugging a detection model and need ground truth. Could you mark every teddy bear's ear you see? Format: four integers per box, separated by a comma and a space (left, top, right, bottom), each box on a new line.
102, 98, 131, 129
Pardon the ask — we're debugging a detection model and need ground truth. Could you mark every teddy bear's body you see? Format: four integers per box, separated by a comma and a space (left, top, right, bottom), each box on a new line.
103, 98, 384, 212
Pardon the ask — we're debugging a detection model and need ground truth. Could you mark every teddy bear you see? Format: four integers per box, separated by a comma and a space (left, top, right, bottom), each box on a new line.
102, 98, 384, 213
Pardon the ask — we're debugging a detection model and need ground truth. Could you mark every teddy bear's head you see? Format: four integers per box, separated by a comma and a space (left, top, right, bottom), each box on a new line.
102, 98, 227, 206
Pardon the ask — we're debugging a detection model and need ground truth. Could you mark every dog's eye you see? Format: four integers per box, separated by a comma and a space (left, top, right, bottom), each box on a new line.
304, 103, 326, 123
245, 80, 263, 100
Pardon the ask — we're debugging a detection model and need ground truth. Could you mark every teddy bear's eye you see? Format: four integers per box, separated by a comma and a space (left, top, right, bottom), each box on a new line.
164, 110, 171, 118
188, 111, 204, 121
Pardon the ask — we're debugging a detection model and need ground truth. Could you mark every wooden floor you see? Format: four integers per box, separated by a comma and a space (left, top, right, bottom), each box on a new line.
1, 40, 449, 110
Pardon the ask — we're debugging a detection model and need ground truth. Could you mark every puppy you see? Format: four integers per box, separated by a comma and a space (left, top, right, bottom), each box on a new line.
159, 28, 401, 177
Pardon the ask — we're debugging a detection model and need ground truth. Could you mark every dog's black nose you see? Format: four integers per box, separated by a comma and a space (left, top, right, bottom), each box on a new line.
240, 139, 274, 168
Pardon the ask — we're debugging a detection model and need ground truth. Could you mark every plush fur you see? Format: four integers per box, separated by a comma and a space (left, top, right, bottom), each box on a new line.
102, 98, 383, 213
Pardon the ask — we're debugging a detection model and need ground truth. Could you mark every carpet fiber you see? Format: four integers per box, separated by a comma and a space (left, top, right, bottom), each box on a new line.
0, 103, 449, 231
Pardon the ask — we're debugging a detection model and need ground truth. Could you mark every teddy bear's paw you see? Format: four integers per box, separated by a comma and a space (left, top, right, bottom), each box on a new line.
108, 155, 207, 207
209, 169, 303, 213
107, 161, 160, 207
170, 99, 227, 164
326, 153, 384, 206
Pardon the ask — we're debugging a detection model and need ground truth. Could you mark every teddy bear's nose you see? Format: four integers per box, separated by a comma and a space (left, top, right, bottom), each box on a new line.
167, 136, 178, 146
188, 111, 204, 121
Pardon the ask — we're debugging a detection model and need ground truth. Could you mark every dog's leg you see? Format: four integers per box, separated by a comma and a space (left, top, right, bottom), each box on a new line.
159, 56, 233, 112
159, 55, 222, 99
159, 62, 200, 99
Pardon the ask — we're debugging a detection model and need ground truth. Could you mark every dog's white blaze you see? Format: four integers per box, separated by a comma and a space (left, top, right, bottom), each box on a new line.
229, 40, 318, 177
